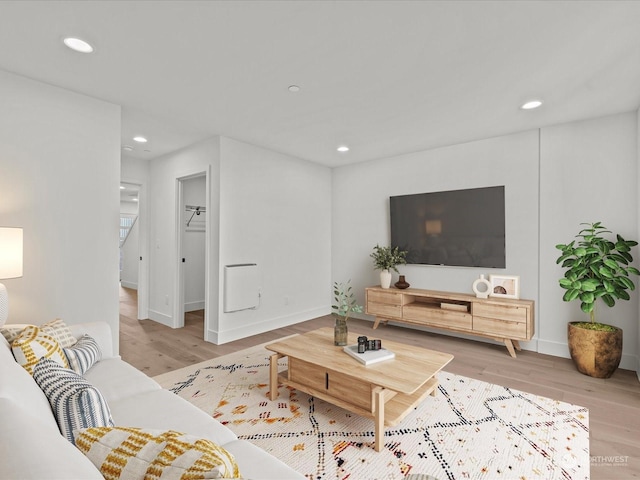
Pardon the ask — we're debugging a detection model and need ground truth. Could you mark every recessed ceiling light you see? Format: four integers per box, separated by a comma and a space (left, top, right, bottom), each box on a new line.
63, 37, 94, 53
133, 136, 148, 143
122, 145, 133, 151
120, 186, 125, 190
521, 100, 543, 110
337, 145, 350, 153
288, 85, 301, 93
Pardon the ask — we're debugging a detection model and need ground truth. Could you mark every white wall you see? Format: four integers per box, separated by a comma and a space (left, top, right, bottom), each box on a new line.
332, 112, 639, 370
0, 70, 121, 352
148, 138, 220, 328
332, 130, 540, 349
122, 156, 150, 183
638, 107, 640, 380
182, 175, 206, 312
539, 112, 638, 369
146, 136, 331, 343
215, 137, 332, 342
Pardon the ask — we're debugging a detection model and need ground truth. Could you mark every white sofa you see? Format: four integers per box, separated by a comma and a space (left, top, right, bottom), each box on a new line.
0, 321, 304, 479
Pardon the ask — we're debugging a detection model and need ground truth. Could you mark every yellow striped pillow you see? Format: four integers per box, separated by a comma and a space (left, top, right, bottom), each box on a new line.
2, 318, 76, 347
11, 325, 70, 374
74, 426, 241, 479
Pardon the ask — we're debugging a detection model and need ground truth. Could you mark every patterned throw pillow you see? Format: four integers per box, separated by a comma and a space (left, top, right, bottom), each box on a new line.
32, 358, 114, 444
2, 318, 76, 347
74, 426, 241, 480
11, 325, 70, 374
64, 334, 101, 374
41, 318, 77, 348
0, 324, 29, 344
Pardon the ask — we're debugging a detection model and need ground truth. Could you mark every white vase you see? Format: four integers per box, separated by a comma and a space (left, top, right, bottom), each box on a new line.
380, 269, 392, 289
472, 274, 492, 299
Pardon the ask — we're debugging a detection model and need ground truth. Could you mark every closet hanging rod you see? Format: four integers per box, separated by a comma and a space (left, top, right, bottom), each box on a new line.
185, 205, 206, 227
185, 205, 206, 212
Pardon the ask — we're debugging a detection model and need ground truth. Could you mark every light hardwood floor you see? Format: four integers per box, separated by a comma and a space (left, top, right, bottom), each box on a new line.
119, 287, 640, 479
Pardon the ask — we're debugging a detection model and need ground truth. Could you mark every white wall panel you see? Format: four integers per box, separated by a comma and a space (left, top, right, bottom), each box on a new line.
332, 130, 540, 350
539, 112, 638, 369
0, 70, 121, 353
216, 137, 332, 343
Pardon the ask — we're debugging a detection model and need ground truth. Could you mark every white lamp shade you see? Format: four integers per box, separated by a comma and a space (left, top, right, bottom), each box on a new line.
0, 227, 23, 279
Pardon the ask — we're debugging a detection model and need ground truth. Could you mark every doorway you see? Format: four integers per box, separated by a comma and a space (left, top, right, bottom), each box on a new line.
119, 180, 148, 320
175, 173, 208, 337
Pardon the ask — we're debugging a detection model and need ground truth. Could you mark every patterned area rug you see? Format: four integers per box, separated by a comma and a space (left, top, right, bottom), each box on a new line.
154, 343, 590, 480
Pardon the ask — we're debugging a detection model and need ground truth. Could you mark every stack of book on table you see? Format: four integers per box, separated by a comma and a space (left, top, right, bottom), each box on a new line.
343, 345, 395, 365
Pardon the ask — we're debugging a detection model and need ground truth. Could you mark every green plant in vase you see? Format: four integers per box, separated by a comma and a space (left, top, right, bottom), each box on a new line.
555, 221, 639, 377
332, 280, 363, 346
370, 245, 407, 289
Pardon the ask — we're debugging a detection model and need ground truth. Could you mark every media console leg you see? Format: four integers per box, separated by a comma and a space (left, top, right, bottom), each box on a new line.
504, 339, 517, 358
513, 340, 522, 351
372, 317, 390, 329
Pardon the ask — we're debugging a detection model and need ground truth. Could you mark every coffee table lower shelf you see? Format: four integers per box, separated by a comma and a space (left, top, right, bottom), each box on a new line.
273, 369, 439, 451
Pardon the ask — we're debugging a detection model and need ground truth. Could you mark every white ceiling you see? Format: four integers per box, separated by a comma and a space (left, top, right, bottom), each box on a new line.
120, 182, 139, 203
1, 1, 640, 168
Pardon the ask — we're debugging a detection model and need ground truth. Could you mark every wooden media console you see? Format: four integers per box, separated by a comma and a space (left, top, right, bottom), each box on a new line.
365, 286, 534, 357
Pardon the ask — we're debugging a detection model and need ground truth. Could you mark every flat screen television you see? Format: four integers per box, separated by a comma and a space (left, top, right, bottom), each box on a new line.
390, 186, 505, 268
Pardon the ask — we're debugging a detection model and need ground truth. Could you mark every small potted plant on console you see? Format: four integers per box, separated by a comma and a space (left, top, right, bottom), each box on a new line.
556, 222, 639, 378
370, 244, 407, 289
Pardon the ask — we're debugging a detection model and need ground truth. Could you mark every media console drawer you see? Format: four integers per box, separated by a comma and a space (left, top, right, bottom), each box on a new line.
473, 316, 527, 339
366, 289, 403, 319
473, 303, 527, 323
368, 290, 402, 305
403, 305, 472, 330
368, 302, 402, 318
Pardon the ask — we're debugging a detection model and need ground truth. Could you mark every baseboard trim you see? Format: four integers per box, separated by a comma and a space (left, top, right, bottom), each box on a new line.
538, 338, 638, 371
185, 301, 205, 312
120, 281, 138, 290
536, 339, 570, 359
207, 307, 329, 344
148, 309, 173, 328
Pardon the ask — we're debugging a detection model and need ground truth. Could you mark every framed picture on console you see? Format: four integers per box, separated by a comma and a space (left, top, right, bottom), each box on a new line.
489, 274, 520, 299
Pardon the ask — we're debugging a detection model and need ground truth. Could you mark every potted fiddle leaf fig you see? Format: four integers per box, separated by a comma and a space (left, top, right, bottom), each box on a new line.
370, 245, 407, 289
555, 222, 639, 378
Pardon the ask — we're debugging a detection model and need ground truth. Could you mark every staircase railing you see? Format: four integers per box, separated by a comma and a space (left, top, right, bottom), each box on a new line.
119, 214, 138, 248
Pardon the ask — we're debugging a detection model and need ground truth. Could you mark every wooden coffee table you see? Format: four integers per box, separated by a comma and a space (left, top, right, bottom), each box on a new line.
265, 328, 453, 451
